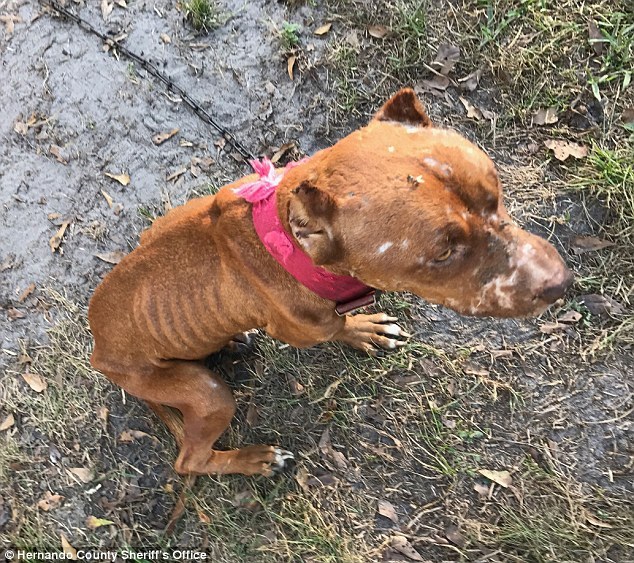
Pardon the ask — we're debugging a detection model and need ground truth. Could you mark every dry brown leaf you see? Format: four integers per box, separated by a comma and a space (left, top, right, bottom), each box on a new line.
306, 473, 338, 487
459, 96, 483, 120
18, 282, 36, 302
344, 30, 360, 49
195, 505, 211, 523
558, 310, 582, 324
579, 294, 624, 316
287, 55, 296, 80
152, 128, 179, 145
622, 108, 634, 129
463, 362, 489, 377
271, 142, 296, 164
441, 415, 456, 429
585, 511, 613, 528
474, 482, 491, 499
458, 68, 482, 91
37, 491, 64, 511
445, 524, 466, 547
287, 374, 305, 396
100, 190, 113, 208
160, 32, 171, 44
0, 414, 15, 432
119, 429, 150, 442
101, 0, 113, 20
49, 145, 68, 165
98, 405, 109, 423
0, 14, 21, 35
588, 21, 606, 56
418, 75, 450, 92
533, 107, 559, 126
60, 534, 78, 560
22, 372, 47, 393
49, 220, 71, 253
368, 25, 389, 39
231, 490, 259, 510
95, 250, 127, 264
104, 172, 130, 186
319, 428, 348, 471
391, 536, 423, 561
7, 308, 26, 321
86, 515, 114, 529
478, 469, 512, 488
544, 139, 588, 161
433, 42, 460, 75
166, 166, 187, 182
246, 403, 259, 427
14, 120, 28, 135
377, 499, 399, 524
68, 467, 94, 483
540, 322, 566, 334
570, 235, 614, 254
314, 23, 332, 36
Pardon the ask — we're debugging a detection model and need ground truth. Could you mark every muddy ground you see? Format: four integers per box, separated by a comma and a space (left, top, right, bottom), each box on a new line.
1, 0, 632, 561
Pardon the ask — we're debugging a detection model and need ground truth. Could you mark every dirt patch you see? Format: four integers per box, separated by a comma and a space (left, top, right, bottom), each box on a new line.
1, 0, 632, 561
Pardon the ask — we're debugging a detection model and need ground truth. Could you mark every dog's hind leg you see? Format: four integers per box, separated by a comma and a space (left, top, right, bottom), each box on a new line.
102, 360, 293, 476
146, 402, 185, 446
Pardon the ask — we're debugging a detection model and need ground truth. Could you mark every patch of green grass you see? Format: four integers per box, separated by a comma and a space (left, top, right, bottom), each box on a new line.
324, 0, 432, 123
137, 205, 161, 224
566, 144, 634, 350
386, 0, 428, 76
451, 0, 633, 115
576, 145, 634, 230
589, 11, 634, 96
279, 21, 302, 51
3, 292, 107, 445
184, 0, 223, 32
468, 459, 634, 562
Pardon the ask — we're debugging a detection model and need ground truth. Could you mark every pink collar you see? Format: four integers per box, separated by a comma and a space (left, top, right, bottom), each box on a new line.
234, 158, 375, 315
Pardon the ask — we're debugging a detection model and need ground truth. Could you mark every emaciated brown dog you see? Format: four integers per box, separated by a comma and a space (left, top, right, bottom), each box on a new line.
89, 89, 573, 476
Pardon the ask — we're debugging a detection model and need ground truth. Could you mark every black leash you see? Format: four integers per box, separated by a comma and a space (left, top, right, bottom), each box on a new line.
41, 0, 257, 166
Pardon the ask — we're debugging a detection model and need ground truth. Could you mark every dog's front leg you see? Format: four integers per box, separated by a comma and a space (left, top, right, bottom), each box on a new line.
333, 313, 410, 355
266, 310, 409, 355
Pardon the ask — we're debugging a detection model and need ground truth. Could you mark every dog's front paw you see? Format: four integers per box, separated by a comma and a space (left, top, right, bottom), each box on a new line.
338, 313, 411, 355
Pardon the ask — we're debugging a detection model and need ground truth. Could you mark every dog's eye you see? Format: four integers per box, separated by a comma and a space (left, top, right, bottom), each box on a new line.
435, 248, 453, 262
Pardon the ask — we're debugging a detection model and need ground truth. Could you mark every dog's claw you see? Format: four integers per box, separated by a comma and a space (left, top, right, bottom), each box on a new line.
272, 448, 294, 472
381, 323, 402, 336
341, 313, 411, 353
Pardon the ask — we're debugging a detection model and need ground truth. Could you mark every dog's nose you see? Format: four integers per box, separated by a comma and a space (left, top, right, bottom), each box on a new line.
538, 268, 574, 302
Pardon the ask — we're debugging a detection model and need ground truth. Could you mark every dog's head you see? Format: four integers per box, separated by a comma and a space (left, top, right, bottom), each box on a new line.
282, 88, 573, 318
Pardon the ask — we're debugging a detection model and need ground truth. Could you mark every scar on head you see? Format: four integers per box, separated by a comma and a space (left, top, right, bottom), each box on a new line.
422, 157, 452, 179
377, 242, 394, 254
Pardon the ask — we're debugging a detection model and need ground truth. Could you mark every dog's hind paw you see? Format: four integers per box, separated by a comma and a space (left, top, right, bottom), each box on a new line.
272, 448, 295, 473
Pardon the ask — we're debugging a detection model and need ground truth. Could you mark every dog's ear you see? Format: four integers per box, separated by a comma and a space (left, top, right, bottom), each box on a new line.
288, 182, 340, 265
373, 88, 432, 127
